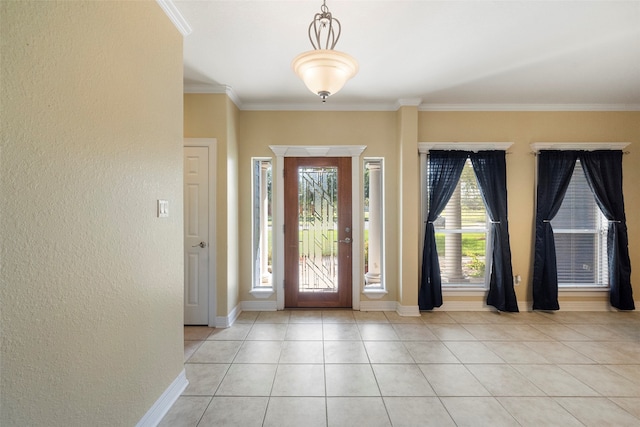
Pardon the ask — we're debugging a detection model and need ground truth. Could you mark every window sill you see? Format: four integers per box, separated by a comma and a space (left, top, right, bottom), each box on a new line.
249, 288, 275, 299
362, 288, 388, 299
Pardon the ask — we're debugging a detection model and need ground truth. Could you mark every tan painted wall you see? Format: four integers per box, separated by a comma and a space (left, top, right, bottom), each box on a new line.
419, 111, 640, 307
237, 111, 400, 303
1, 2, 184, 425
184, 94, 241, 316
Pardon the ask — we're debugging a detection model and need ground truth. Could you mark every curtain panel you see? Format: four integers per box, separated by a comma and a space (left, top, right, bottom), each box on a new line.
580, 150, 634, 310
532, 151, 578, 310
470, 151, 518, 312
532, 149, 634, 311
419, 151, 468, 310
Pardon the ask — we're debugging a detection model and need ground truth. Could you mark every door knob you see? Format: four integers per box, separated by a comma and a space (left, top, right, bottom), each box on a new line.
192, 242, 207, 248
339, 237, 352, 244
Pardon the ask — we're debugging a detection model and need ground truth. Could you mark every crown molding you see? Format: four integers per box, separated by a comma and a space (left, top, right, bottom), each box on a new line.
269, 145, 366, 157
240, 102, 398, 112
395, 98, 422, 109
156, 0, 192, 36
419, 103, 640, 112
183, 84, 242, 109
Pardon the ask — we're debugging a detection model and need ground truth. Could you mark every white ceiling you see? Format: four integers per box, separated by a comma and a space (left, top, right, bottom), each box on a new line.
172, 0, 640, 111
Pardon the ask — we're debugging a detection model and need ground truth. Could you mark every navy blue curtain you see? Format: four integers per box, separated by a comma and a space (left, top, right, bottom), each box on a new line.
580, 150, 634, 310
419, 151, 468, 310
532, 151, 578, 310
470, 151, 518, 312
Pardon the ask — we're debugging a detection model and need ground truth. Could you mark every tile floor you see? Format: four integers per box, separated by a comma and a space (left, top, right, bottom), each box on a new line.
160, 310, 640, 426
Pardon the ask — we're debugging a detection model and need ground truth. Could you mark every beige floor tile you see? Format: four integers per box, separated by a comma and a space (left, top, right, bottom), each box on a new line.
497, 397, 583, 426
245, 323, 287, 340
327, 397, 390, 427
183, 326, 214, 341
235, 311, 259, 323
429, 324, 477, 341
325, 364, 380, 396
566, 323, 628, 340
354, 311, 389, 323
279, 340, 324, 364
487, 341, 550, 364
288, 309, 323, 323
358, 323, 399, 340
440, 397, 519, 426
605, 364, 640, 384
255, 310, 291, 323
263, 397, 326, 427
466, 364, 545, 396
522, 341, 595, 364
233, 340, 282, 363
271, 364, 325, 396
392, 323, 438, 341
157, 396, 210, 427
419, 364, 490, 396
531, 323, 591, 341
560, 364, 640, 397
404, 341, 460, 364
183, 340, 202, 362
610, 397, 640, 419
198, 396, 268, 427
447, 311, 493, 324
512, 364, 599, 396
462, 324, 514, 340
364, 341, 414, 363
206, 323, 252, 340
564, 341, 638, 364
383, 396, 456, 426
322, 310, 355, 323
188, 340, 242, 363
420, 311, 457, 324
372, 364, 435, 396
499, 324, 553, 341
444, 341, 505, 363
216, 364, 277, 396
324, 340, 369, 363
285, 323, 323, 340
323, 323, 361, 340
183, 363, 229, 396
554, 397, 640, 426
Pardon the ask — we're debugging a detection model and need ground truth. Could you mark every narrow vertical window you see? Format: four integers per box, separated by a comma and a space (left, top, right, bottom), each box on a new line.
364, 158, 384, 290
252, 158, 272, 289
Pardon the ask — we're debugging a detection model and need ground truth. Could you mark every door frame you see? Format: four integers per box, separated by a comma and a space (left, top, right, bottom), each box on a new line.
270, 145, 366, 311
184, 138, 217, 327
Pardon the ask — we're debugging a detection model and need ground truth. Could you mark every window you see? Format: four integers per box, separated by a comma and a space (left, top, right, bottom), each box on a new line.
252, 158, 272, 290
433, 159, 489, 287
363, 158, 384, 290
551, 160, 608, 287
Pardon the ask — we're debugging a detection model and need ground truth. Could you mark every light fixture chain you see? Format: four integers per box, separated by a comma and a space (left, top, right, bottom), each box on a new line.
307, 1, 342, 50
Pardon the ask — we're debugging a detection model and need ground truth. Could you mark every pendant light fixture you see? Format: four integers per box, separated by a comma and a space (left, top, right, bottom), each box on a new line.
292, 0, 358, 102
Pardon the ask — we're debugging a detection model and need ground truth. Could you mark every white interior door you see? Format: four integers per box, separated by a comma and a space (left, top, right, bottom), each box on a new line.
184, 146, 209, 325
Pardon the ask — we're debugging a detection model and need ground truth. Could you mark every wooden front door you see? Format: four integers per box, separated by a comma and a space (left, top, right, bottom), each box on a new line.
284, 157, 352, 308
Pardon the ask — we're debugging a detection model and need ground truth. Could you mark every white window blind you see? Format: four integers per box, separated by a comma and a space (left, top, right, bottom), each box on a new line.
551, 160, 608, 287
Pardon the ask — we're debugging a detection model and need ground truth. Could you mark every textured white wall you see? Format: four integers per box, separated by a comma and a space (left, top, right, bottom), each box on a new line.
1, 2, 184, 425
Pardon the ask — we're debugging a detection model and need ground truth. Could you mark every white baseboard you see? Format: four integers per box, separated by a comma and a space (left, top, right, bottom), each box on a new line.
215, 303, 242, 328
396, 303, 421, 317
242, 300, 278, 311
359, 300, 397, 312
136, 369, 188, 427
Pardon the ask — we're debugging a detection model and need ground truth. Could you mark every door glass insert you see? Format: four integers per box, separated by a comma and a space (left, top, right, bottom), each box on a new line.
298, 166, 338, 293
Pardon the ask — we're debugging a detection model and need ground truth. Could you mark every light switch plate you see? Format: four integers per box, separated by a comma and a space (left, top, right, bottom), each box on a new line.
157, 199, 169, 218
